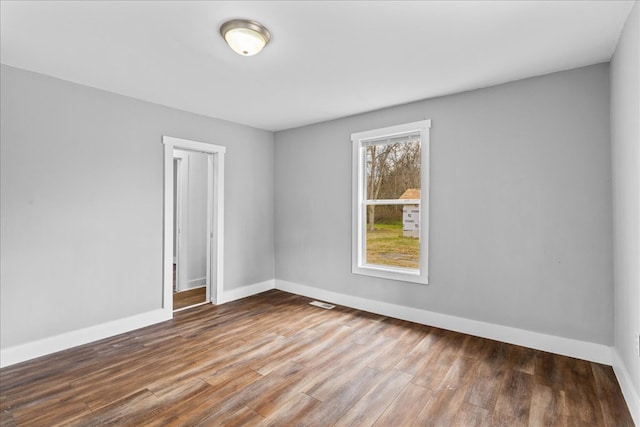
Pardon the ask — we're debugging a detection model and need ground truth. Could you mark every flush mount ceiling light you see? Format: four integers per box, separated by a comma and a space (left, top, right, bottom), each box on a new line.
220, 19, 271, 56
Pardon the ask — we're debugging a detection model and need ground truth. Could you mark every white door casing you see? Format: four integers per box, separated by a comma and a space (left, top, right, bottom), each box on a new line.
163, 136, 225, 312
172, 150, 189, 292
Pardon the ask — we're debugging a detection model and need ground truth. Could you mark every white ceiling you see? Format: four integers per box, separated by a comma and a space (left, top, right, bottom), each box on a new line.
0, 1, 634, 131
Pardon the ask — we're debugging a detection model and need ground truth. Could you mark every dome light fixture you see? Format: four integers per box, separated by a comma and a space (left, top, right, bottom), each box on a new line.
220, 19, 271, 56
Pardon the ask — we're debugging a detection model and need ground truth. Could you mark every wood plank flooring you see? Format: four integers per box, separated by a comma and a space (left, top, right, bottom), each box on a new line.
0, 290, 634, 426
174, 287, 207, 311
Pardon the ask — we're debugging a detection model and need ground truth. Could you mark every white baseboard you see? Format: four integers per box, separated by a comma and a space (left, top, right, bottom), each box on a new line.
0, 279, 277, 368
176, 277, 206, 291
275, 280, 612, 365
188, 277, 207, 286
218, 279, 275, 304
612, 349, 640, 426
0, 308, 172, 368
175, 284, 207, 293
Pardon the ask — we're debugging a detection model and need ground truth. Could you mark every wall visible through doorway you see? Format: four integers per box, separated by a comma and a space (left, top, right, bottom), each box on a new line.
173, 149, 208, 303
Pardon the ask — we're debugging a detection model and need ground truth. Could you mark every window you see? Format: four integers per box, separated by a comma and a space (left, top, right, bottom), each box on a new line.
351, 120, 431, 284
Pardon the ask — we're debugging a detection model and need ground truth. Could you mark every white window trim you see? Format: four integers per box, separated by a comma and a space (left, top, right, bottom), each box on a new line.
351, 119, 431, 284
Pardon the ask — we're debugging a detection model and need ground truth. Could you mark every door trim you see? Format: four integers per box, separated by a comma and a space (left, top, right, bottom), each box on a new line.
163, 136, 226, 311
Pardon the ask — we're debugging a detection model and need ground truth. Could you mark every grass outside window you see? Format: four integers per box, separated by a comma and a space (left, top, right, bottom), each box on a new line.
365, 220, 419, 269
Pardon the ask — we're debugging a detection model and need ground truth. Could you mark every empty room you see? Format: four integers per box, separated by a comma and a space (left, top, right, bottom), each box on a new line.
1, 1, 638, 426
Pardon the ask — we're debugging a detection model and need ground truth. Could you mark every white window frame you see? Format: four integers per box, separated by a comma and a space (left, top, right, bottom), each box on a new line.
351, 119, 431, 284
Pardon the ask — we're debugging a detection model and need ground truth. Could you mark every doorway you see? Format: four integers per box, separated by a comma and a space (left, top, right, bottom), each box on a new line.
173, 149, 208, 311
163, 136, 226, 314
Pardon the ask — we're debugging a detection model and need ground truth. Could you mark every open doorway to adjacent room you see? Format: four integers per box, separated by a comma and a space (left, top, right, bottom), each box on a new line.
172, 149, 208, 310
163, 136, 225, 313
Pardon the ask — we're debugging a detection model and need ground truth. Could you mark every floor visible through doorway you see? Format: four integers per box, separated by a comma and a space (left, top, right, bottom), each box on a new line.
173, 263, 206, 310
174, 287, 206, 310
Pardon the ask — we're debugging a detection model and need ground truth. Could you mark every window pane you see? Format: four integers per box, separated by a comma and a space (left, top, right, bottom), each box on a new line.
365, 137, 421, 200
365, 204, 420, 270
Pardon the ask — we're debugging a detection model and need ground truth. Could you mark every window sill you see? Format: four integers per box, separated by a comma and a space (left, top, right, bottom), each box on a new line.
352, 264, 428, 285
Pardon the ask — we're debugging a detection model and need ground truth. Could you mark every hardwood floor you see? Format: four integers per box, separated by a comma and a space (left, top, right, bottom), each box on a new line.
0, 290, 633, 426
174, 287, 207, 311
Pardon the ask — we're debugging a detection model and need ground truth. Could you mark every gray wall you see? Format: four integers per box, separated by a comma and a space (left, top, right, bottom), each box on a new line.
0, 59, 620, 354
0, 65, 275, 349
275, 63, 613, 345
611, 2, 640, 398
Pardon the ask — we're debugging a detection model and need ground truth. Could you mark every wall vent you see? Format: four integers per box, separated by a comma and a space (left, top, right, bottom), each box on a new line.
309, 301, 335, 310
